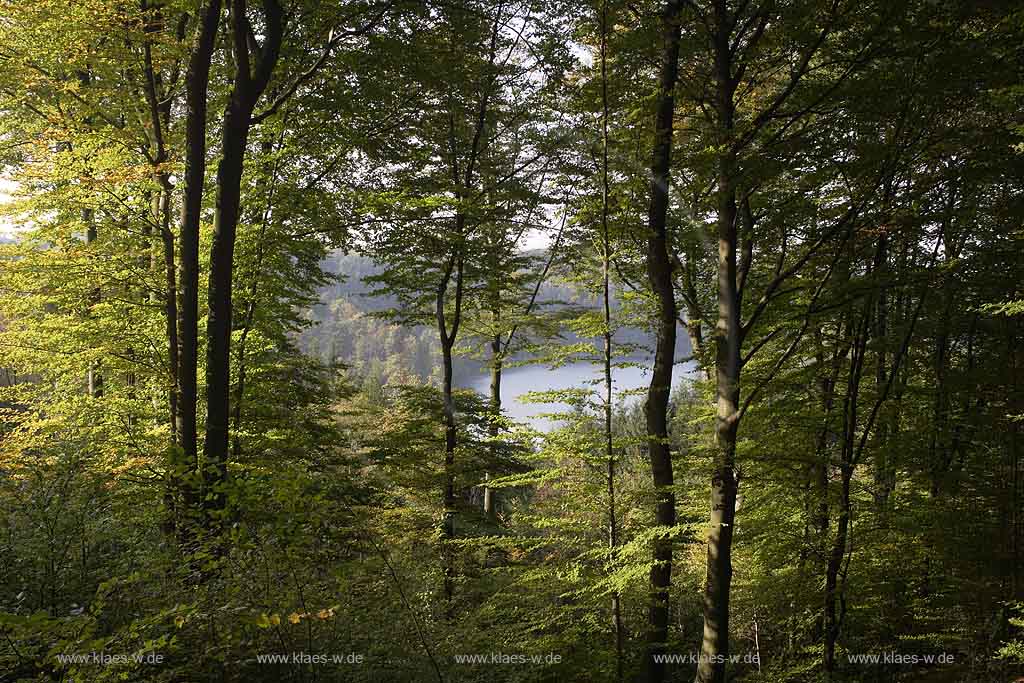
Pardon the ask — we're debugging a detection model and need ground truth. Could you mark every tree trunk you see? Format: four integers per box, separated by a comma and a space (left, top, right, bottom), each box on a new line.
157, 176, 180, 531
177, 0, 222, 536
695, 6, 740, 682
441, 333, 457, 608
872, 233, 894, 518
823, 309, 870, 675
202, 95, 251, 526
803, 324, 839, 600
642, 2, 684, 681
484, 333, 500, 519
84, 206, 102, 399
1010, 318, 1022, 599
75, 69, 103, 400
201, 0, 283, 532
153, 145, 179, 513
231, 137, 282, 460
140, 1, 184, 534
484, 217, 502, 520
600, 2, 623, 675
437, 242, 465, 613
231, 301, 254, 459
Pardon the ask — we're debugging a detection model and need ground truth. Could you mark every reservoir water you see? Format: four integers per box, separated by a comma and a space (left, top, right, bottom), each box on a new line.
465, 360, 696, 431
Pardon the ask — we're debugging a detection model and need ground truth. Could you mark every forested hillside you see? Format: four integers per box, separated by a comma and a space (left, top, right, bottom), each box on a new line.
0, 1, 1022, 682
298, 252, 671, 389
300, 252, 447, 385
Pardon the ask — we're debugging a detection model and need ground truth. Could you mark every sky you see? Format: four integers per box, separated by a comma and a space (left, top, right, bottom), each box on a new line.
0, 178, 14, 237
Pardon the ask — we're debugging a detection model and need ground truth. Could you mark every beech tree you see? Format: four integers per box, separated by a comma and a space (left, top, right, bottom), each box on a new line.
0, 1, 1022, 682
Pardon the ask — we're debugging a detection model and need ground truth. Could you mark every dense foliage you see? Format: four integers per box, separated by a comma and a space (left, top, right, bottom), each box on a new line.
0, 1, 1021, 682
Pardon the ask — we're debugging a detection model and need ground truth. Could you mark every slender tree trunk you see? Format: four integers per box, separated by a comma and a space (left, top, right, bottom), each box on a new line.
75, 69, 103, 400
810, 258, 854, 587
231, 301, 254, 459
822, 240, 927, 672
437, 241, 465, 613
600, 3, 623, 676
231, 135, 282, 459
685, 310, 706, 379
157, 176, 181, 533
642, 2, 684, 681
824, 307, 870, 675
177, 0, 222, 537
872, 233, 893, 519
804, 324, 839, 597
139, 1, 184, 534
484, 333, 500, 519
156, 179, 178, 442
678, 220, 712, 383
483, 217, 502, 520
84, 206, 102, 398
441, 330, 457, 607
823, 463, 852, 677
1011, 318, 1022, 599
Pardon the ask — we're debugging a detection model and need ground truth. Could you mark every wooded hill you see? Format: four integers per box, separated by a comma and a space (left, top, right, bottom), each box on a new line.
0, 1, 1021, 682
299, 251, 678, 388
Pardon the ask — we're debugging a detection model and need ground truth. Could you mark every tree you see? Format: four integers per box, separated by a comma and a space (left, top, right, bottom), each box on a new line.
1, 1, 1023, 681
640, 2, 684, 679
177, 0, 222, 540
360, 0, 564, 609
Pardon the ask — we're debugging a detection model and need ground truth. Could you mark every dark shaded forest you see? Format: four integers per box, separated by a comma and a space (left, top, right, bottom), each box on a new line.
0, 1, 1022, 682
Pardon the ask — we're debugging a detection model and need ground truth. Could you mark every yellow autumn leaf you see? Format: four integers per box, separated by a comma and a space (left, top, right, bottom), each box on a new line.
288, 612, 302, 624
316, 608, 333, 619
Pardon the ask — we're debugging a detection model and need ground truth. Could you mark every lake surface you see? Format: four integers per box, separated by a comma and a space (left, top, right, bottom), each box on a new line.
465, 360, 695, 431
